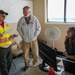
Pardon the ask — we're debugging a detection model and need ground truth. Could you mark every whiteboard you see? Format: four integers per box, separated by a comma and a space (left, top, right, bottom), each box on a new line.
0, 0, 33, 23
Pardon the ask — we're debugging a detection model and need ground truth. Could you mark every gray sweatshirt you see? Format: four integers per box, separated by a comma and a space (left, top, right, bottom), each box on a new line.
17, 15, 41, 42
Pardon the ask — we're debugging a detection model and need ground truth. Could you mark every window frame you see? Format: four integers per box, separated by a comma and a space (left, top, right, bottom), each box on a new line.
44, 0, 75, 25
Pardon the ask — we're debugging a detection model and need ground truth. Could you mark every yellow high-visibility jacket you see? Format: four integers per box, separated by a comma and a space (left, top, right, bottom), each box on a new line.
0, 22, 12, 47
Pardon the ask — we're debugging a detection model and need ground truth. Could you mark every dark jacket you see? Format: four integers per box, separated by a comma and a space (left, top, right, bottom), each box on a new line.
65, 40, 75, 55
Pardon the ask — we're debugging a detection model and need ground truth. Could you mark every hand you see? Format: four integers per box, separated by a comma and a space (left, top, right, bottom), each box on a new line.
65, 36, 69, 39
63, 51, 68, 57
10, 34, 18, 39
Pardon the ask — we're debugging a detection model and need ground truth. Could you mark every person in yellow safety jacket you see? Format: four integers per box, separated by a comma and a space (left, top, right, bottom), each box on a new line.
0, 22, 12, 47
0, 10, 17, 75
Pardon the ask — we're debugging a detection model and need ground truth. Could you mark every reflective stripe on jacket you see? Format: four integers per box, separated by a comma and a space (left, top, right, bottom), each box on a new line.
0, 22, 12, 47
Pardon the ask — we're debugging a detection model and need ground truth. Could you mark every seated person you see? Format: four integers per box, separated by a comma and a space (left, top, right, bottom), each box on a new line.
63, 27, 75, 60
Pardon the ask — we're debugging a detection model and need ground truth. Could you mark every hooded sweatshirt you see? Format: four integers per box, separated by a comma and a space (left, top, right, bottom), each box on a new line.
17, 15, 41, 42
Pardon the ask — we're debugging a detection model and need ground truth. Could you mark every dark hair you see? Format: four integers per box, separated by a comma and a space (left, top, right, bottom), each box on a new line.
23, 6, 30, 10
65, 27, 75, 47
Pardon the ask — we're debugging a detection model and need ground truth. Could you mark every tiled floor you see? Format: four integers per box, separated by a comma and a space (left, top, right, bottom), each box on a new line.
25, 67, 74, 75
9, 56, 25, 75
9, 56, 74, 75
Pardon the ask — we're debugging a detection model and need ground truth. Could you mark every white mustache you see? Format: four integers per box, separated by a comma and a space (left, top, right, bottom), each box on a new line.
25, 14, 31, 18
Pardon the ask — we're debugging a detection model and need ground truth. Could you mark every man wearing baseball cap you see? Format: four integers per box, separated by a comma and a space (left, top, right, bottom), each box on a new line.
0, 10, 16, 75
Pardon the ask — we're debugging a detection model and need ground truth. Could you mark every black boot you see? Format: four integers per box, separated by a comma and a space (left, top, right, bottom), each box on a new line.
23, 66, 29, 71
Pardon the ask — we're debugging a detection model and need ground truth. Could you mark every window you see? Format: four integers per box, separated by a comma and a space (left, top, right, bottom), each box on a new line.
66, 0, 75, 22
47, 0, 75, 23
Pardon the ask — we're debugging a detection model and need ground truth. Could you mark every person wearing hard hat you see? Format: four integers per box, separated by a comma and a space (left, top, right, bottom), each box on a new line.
0, 10, 17, 75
